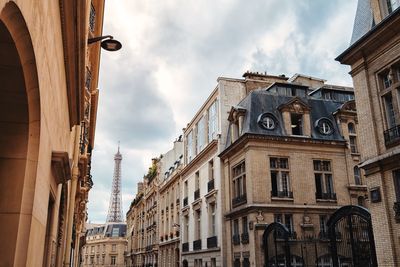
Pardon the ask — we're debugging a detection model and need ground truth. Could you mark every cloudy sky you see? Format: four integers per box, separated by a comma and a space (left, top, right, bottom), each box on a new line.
88, 0, 358, 223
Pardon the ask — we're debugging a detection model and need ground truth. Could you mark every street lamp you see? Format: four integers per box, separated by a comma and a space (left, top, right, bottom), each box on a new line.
88, 35, 122, 51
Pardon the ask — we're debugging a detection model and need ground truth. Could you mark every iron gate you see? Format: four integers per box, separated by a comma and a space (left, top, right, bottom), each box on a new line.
263, 205, 377, 267
327, 205, 377, 267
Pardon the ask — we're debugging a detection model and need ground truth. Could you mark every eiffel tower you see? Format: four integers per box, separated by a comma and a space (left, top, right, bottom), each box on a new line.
106, 144, 124, 222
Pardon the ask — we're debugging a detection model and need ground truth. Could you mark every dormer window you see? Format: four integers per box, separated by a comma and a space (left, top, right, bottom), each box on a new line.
258, 113, 277, 130
316, 118, 334, 135
291, 113, 303, 135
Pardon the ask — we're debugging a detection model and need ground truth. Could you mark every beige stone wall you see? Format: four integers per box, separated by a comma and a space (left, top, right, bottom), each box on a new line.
82, 238, 127, 266
222, 136, 360, 266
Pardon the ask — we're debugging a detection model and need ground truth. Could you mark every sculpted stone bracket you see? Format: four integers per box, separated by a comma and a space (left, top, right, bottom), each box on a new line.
51, 151, 72, 184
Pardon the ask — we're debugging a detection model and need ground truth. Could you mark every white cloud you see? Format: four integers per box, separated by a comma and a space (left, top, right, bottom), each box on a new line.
88, 0, 358, 223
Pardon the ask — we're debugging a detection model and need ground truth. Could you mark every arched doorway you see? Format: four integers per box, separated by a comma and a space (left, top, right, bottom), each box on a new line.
0, 2, 40, 266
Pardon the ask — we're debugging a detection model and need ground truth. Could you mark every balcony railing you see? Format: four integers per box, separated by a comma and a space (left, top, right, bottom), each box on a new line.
193, 239, 202, 250
271, 190, 293, 198
232, 234, 240, 245
232, 194, 247, 207
183, 197, 188, 207
145, 245, 152, 251
207, 236, 217, 248
384, 124, 400, 146
394, 202, 400, 222
182, 242, 189, 252
89, 3, 96, 32
316, 192, 337, 200
208, 179, 215, 192
241, 232, 249, 244
194, 189, 200, 200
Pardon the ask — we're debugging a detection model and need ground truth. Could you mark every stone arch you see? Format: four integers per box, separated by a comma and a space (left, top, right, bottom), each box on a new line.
0, 1, 40, 266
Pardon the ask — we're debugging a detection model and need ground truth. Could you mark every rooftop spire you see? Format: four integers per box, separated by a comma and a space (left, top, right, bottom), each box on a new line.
106, 144, 123, 223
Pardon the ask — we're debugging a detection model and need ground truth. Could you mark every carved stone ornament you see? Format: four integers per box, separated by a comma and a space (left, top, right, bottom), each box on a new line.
51, 151, 71, 184
256, 210, 264, 223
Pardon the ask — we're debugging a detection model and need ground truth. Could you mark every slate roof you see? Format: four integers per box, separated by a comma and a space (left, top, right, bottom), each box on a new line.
350, 0, 374, 44
86, 223, 126, 237
225, 90, 347, 148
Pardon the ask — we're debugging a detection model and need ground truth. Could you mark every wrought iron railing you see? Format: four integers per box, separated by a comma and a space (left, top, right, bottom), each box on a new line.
208, 179, 215, 192
384, 124, 400, 146
89, 3, 96, 32
194, 189, 200, 200
193, 239, 202, 250
271, 190, 293, 198
316, 192, 337, 200
182, 242, 189, 252
207, 236, 217, 248
232, 194, 247, 207
232, 234, 240, 245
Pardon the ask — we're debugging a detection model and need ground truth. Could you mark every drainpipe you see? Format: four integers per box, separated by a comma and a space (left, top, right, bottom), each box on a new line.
64, 124, 81, 267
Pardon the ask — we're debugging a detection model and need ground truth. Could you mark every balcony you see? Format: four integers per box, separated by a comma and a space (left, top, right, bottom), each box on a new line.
232, 234, 240, 245
207, 236, 218, 248
145, 245, 152, 251
394, 202, 400, 222
271, 190, 293, 198
232, 194, 247, 207
183, 197, 188, 207
89, 3, 96, 32
208, 179, 215, 192
316, 192, 337, 200
241, 232, 249, 244
193, 239, 202, 250
194, 189, 200, 200
384, 124, 400, 146
182, 242, 189, 252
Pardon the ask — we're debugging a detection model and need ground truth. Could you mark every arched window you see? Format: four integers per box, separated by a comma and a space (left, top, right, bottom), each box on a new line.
354, 166, 361, 185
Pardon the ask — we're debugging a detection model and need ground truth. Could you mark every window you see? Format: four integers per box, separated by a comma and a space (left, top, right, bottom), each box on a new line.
184, 215, 189, 242
111, 255, 116, 265
232, 161, 246, 206
258, 113, 276, 130
209, 203, 216, 236
211, 258, 216, 267
112, 244, 116, 252
274, 214, 294, 234
90, 256, 94, 264
243, 257, 250, 267
197, 116, 206, 152
233, 219, 239, 237
242, 216, 248, 234
354, 166, 361, 185
319, 215, 328, 238
234, 258, 241, 267
195, 210, 201, 240
270, 157, 291, 198
314, 160, 336, 200
384, 93, 396, 128
394, 170, 400, 201
387, 0, 400, 14
209, 160, 214, 181
348, 122, 358, 153
316, 118, 334, 135
291, 113, 303, 135
91, 246, 94, 253
187, 131, 193, 163
208, 100, 219, 141
112, 227, 119, 237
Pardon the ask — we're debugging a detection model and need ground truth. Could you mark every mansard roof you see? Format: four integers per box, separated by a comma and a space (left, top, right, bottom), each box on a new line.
225, 90, 347, 147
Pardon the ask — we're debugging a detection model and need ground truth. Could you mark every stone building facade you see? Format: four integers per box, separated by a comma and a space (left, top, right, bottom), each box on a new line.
180, 73, 289, 267
126, 159, 160, 267
219, 78, 366, 266
336, 0, 400, 265
0, 0, 105, 266
158, 139, 184, 267
81, 223, 127, 267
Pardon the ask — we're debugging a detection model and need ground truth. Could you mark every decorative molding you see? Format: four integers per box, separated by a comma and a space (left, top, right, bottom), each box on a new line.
51, 151, 71, 184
